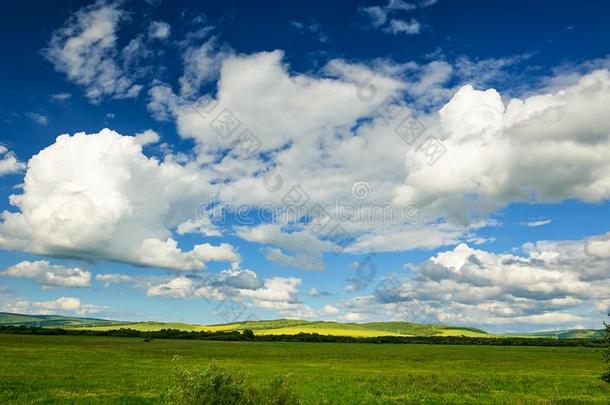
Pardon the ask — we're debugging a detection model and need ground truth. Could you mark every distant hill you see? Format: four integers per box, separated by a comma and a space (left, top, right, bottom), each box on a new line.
65, 318, 490, 337
0, 312, 124, 328
505, 329, 605, 339
0, 313, 602, 339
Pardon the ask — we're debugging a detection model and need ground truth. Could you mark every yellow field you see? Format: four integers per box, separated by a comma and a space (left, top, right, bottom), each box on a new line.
69, 322, 208, 332
438, 328, 491, 337
253, 326, 403, 337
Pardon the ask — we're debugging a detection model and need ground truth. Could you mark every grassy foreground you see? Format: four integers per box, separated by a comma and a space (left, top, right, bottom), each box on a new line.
1, 334, 609, 404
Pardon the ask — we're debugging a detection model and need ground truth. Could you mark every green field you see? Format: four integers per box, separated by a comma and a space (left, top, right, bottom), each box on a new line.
0, 334, 608, 404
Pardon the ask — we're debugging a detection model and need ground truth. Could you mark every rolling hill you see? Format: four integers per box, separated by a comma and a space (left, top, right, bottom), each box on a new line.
0, 312, 603, 339
0, 312, 125, 328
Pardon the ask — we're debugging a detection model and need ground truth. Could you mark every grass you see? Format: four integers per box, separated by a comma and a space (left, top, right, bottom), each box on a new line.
0, 333, 608, 404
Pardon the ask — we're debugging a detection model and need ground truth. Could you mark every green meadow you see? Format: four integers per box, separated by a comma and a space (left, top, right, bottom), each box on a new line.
1, 333, 608, 404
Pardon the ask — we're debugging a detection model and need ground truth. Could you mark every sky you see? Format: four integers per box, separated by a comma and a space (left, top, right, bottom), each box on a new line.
0, 0, 610, 333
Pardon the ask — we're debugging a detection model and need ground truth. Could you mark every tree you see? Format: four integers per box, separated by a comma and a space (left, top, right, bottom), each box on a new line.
602, 313, 610, 383
242, 329, 255, 340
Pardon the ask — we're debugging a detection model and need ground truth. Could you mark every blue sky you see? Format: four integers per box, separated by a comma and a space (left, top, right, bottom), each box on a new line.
1, 0, 610, 332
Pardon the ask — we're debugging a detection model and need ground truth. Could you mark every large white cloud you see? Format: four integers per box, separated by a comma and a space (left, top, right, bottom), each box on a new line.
0, 129, 238, 271
146, 48, 610, 259
394, 70, 610, 223
1, 260, 91, 288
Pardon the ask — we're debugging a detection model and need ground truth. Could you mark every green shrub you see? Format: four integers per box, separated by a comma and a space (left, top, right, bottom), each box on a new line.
242, 329, 255, 340
166, 357, 300, 405
167, 358, 254, 405
601, 314, 610, 383
261, 374, 301, 405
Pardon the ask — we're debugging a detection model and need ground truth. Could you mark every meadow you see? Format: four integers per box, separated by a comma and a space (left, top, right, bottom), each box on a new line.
1, 333, 608, 404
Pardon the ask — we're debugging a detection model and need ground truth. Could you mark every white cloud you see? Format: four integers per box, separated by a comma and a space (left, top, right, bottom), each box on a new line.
337, 231, 610, 329
148, 45, 610, 258
0, 128, 238, 271
44, 1, 141, 103
147, 276, 196, 299
585, 233, 610, 258
359, 6, 388, 28
1, 299, 30, 314
148, 21, 171, 40
32, 296, 104, 316
26, 112, 49, 125
0, 145, 25, 176
146, 265, 314, 319
394, 70, 610, 224
236, 224, 334, 271
51, 93, 72, 102
521, 219, 552, 227
1, 260, 91, 288
340, 312, 365, 322
96, 273, 132, 287
384, 19, 421, 35
321, 304, 340, 315
359, 1, 424, 35
178, 38, 233, 97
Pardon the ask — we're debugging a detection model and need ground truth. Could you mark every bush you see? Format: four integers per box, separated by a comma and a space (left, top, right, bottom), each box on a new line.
166, 357, 300, 405
601, 314, 610, 383
167, 358, 254, 405
261, 374, 301, 405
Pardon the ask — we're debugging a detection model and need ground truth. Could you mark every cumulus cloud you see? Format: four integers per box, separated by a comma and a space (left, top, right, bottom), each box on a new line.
1, 260, 91, 288
146, 265, 313, 319
337, 232, 610, 330
96, 273, 132, 287
147, 276, 196, 299
144, 42, 610, 260
394, 70, 610, 224
0, 128, 238, 271
0, 145, 25, 176
44, 1, 142, 102
32, 296, 103, 316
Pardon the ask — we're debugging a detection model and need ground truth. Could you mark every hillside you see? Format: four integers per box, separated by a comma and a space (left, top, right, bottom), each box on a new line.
506, 329, 605, 339
67, 318, 491, 337
1, 313, 602, 339
0, 312, 124, 328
